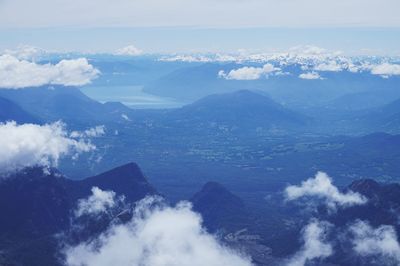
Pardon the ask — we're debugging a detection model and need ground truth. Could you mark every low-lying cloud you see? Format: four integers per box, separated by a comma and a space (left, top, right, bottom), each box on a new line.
287, 219, 333, 266
75, 187, 120, 217
218, 63, 281, 80
0, 55, 99, 89
285, 172, 367, 210
313, 61, 343, 72
0, 121, 96, 173
64, 196, 252, 266
298, 72, 323, 80
370, 63, 400, 78
349, 220, 400, 264
70, 125, 105, 138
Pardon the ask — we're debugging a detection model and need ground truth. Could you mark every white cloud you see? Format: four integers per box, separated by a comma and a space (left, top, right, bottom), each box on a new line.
75, 187, 119, 217
287, 220, 333, 266
0, 55, 100, 89
298, 72, 323, 80
2, 45, 45, 61
159, 54, 212, 62
70, 125, 105, 138
159, 53, 238, 63
64, 196, 252, 266
114, 45, 143, 56
288, 45, 329, 56
370, 63, 400, 77
218, 63, 280, 80
347, 63, 361, 73
349, 220, 400, 264
285, 172, 367, 210
314, 61, 343, 72
0, 121, 95, 173
121, 114, 131, 121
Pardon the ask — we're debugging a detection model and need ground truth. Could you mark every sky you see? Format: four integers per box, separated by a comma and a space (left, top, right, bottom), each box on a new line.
1, 0, 400, 54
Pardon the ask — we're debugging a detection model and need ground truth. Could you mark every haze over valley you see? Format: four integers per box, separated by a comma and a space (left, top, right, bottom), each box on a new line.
1, 0, 400, 265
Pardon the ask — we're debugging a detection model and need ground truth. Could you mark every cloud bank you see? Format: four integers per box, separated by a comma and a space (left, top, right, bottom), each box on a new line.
370, 63, 400, 77
0, 121, 95, 173
287, 220, 333, 266
313, 61, 343, 72
0, 55, 99, 89
285, 172, 367, 210
218, 63, 281, 80
114, 45, 143, 56
2, 45, 45, 61
162, 46, 400, 80
65, 196, 252, 266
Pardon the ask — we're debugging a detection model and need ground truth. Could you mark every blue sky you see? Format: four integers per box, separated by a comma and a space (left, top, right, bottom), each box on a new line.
1, 0, 400, 54
1, 27, 400, 55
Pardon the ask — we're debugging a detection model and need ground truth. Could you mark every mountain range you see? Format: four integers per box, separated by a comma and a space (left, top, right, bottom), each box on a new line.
2, 85, 400, 135
0, 86, 131, 126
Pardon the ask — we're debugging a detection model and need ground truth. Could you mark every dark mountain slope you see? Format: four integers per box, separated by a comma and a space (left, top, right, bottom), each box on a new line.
0, 162, 157, 237
191, 181, 250, 232
73, 162, 157, 202
0, 96, 40, 124
0, 167, 70, 238
0, 162, 157, 266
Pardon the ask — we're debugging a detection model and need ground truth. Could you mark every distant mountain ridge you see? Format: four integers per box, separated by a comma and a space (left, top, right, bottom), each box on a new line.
363, 98, 400, 132
143, 62, 400, 108
0, 86, 133, 126
165, 90, 309, 134
191, 181, 250, 232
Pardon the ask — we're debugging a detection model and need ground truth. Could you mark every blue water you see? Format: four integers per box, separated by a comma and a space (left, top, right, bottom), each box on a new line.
80, 85, 184, 109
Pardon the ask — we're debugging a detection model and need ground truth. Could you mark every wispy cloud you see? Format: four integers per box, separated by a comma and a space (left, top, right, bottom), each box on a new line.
285, 172, 367, 210
286, 219, 333, 266
70, 125, 105, 138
